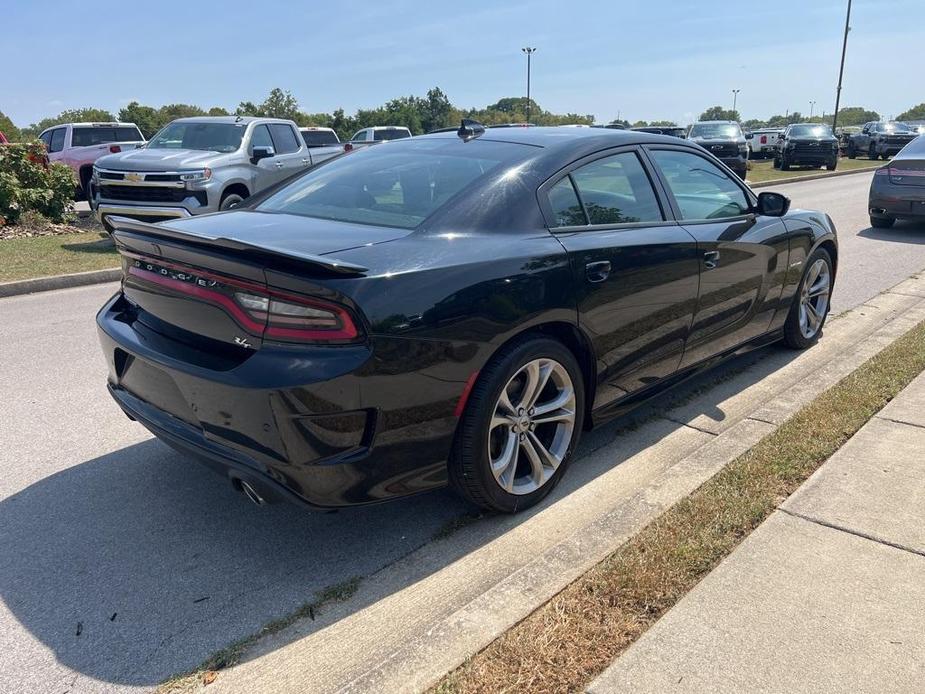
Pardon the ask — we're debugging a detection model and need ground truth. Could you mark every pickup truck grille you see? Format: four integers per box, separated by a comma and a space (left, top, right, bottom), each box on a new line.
705, 144, 739, 158
884, 135, 915, 146
792, 142, 836, 155
99, 184, 206, 205
98, 172, 183, 183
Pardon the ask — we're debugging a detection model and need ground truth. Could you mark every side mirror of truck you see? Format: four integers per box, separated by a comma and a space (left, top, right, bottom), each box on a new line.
251, 146, 275, 164
745, 132, 754, 140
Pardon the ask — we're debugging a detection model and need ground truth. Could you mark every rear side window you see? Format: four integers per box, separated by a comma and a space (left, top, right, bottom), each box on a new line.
301, 129, 339, 147
649, 149, 750, 220
548, 178, 586, 226
374, 129, 410, 142
256, 139, 531, 229
567, 152, 663, 225
268, 124, 300, 154
72, 126, 143, 147
49, 128, 65, 152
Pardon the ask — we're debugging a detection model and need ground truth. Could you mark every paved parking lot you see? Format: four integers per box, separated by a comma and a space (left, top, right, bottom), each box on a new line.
2, 170, 924, 693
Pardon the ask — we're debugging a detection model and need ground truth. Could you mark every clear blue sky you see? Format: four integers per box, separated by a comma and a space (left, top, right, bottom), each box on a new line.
2, 0, 921, 128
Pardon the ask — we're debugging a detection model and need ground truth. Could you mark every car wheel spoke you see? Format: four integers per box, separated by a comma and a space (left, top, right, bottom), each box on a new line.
519, 434, 547, 487
491, 430, 519, 492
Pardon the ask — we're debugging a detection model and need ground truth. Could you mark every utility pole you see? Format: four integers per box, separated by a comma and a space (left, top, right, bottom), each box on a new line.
732, 89, 741, 115
522, 47, 536, 123
810, 100, 816, 119
832, 0, 852, 133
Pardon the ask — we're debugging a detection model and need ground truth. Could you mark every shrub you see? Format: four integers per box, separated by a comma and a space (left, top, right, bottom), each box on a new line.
0, 141, 76, 225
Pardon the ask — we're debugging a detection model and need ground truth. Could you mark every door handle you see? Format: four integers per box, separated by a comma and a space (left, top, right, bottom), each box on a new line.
274, 161, 284, 168
302, 158, 311, 165
703, 251, 720, 269
585, 260, 611, 283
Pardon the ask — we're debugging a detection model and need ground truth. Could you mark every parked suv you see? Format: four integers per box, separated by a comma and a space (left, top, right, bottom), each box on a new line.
90, 117, 344, 229
345, 126, 412, 151
687, 120, 749, 179
774, 123, 839, 171
38, 122, 145, 199
847, 121, 918, 160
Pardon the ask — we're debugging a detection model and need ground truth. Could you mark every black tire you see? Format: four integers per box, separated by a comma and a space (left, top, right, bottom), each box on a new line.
780, 156, 790, 171
772, 157, 781, 169
826, 160, 837, 171
870, 215, 895, 229
847, 144, 856, 159
869, 144, 878, 160
79, 168, 93, 202
783, 247, 833, 350
219, 191, 245, 211
449, 336, 585, 513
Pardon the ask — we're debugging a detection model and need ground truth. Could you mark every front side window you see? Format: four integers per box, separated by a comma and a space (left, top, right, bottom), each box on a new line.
147, 122, 245, 152
250, 124, 273, 151
49, 128, 65, 153
268, 124, 300, 154
351, 130, 368, 142
567, 152, 663, 225
649, 149, 750, 220
256, 139, 531, 229
39, 130, 53, 148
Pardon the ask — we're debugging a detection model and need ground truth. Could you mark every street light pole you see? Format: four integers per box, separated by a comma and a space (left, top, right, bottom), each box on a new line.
810, 100, 816, 119
732, 89, 741, 115
522, 47, 536, 123
832, 0, 852, 133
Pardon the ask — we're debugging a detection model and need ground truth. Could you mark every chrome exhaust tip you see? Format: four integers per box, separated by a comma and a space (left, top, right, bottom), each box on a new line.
238, 479, 266, 506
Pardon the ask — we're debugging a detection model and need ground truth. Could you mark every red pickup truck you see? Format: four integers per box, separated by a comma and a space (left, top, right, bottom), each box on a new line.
38, 122, 145, 199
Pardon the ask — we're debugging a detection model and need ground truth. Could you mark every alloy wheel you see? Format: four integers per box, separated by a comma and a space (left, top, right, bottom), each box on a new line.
488, 358, 576, 495
798, 258, 831, 339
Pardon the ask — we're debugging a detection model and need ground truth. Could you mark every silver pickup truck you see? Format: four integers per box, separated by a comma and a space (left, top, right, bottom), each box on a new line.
90, 116, 344, 229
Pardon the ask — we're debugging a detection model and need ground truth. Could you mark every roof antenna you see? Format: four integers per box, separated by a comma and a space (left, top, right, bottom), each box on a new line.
457, 118, 485, 142
235, 115, 243, 123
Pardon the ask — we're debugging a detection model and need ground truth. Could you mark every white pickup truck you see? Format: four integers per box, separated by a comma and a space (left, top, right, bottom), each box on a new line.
38, 122, 146, 199
345, 126, 412, 151
747, 128, 784, 159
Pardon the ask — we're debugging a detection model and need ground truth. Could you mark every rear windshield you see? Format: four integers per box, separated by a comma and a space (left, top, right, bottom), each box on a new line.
789, 125, 833, 138
72, 126, 143, 147
374, 129, 411, 141
689, 123, 742, 139
147, 122, 245, 152
256, 139, 531, 229
301, 129, 340, 146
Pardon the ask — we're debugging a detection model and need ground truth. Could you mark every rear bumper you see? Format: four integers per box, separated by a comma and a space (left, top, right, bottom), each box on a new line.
94, 203, 193, 228
96, 292, 454, 508
869, 187, 925, 219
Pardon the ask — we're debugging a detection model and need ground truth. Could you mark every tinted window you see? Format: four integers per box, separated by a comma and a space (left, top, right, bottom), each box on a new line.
49, 128, 65, 153
250, 124, 273, 150
39, 131, 53, 148
257, 139, 530, 229
301, 129, 339, 147
71, 126, 143, 147
650, 149, 750, 220
351, 130, 368, 142
269, 124, 300, 154
148, 122, 245, 152
374, 129, 411, 141
548, 177, 586, 226
569, 152, 663, 225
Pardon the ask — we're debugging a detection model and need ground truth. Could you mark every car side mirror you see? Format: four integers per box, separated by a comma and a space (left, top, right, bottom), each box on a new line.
251, 146, 275, 164
745, 132, 754, 140
756, 191, 790, 217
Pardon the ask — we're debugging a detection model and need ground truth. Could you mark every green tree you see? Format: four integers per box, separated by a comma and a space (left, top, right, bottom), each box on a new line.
118, 101, 160, 138
897, 103, 925, 121
207, 106, 230, 116
632, 120, 649, 127
698, 106, 740, 122
0, 111, 22, 141
421, 87, 453, 133
23, 107, 116, 137
649, 120, 677, 127
258, 88, 301, 120
835, 106, 879, 126
235, 101, 259, 117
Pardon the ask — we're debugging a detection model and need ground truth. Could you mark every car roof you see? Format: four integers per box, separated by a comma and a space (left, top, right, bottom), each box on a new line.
170, 116, 292, 125
361, 126, 411, 130
300, 126, 335, 131
693, 120, 739, 125
417, 126, 682, 154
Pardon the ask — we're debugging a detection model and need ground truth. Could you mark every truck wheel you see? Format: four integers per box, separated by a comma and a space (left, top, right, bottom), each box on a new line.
826, 160, 837, 171
869, 144, 878, 160
780, 156, 790, 171
79, 168, 94, 202
219, 192, 245, 211
847, 143, 856, 159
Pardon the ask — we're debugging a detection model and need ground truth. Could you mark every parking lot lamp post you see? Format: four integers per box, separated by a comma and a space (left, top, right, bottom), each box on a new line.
732, 89, 740, 115
810, 101, 816, 119
832, 0, 852, 134
522, 47, 536, 123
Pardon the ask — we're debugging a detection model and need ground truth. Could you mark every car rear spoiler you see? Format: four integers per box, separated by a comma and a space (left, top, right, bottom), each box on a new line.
107, 216, 368, 277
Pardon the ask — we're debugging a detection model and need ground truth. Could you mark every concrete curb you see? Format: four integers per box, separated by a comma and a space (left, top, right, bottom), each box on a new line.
0, 268, 120, 298
204, 274, 925, 694
749, 165, 878, 188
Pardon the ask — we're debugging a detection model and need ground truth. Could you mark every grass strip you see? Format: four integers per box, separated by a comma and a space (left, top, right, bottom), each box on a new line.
0, 232, 118, 282
434, 317, 925, 694
746, 157, 879, 183
158, 576, 361, 693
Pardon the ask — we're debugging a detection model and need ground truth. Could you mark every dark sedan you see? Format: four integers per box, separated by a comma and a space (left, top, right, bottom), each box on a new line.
869, 134, 925, 228
97, 124, 838, 513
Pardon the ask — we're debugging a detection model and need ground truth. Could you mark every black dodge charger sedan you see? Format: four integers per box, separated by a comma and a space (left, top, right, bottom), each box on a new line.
98, 124, 838, 513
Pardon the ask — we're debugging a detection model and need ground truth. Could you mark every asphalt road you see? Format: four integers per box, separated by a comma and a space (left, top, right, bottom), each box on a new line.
1, 170, 923, 694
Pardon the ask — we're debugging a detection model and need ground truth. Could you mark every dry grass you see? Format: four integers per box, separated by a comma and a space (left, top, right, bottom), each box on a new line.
434, 318, 925, 694
746, 157, 879, 184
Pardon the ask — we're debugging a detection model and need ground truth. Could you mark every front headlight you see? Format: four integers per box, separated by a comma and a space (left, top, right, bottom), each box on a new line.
91, 165, 100, 181
180, 168, 212, 183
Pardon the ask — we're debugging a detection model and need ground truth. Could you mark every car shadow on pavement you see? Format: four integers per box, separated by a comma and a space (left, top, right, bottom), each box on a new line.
858, 220, 925, 244
0, 343, 797, 689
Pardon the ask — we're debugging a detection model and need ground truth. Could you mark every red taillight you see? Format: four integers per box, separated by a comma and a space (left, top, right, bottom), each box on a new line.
124, 253, 360, 343
109, 145, 122, 153
343, 142, 353, 152
875, 167, 890, 176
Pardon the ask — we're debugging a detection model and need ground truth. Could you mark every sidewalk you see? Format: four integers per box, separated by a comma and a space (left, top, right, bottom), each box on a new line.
589, 372, 925, 694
